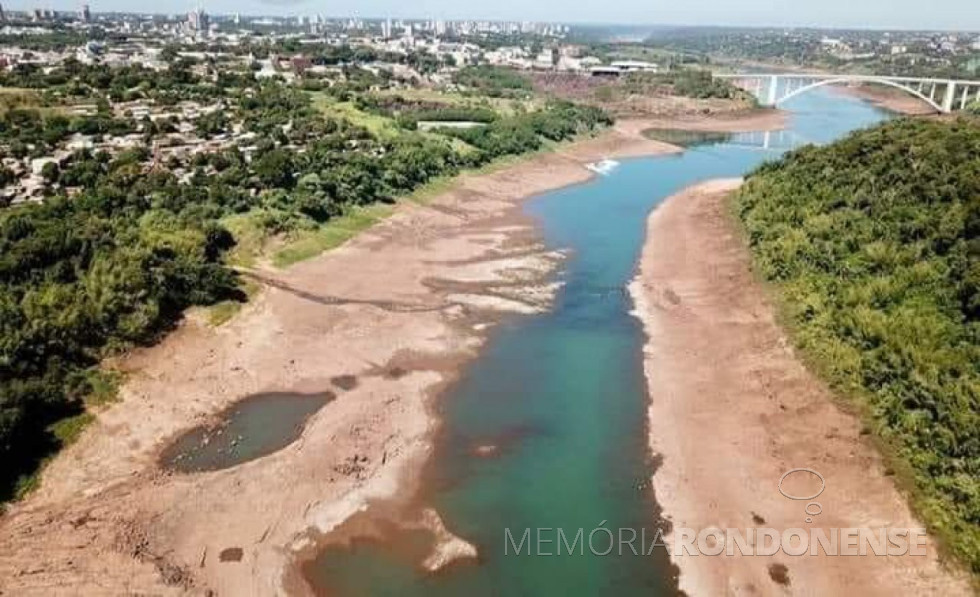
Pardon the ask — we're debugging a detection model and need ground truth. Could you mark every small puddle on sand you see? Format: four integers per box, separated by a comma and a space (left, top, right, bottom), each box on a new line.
160, 392, 332, 473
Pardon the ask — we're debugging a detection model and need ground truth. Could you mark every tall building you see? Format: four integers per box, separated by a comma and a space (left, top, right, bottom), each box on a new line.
0, 3, 6, 23
381, 17, 392, 39
79, 3, 90, 22
188, 7, 209, 33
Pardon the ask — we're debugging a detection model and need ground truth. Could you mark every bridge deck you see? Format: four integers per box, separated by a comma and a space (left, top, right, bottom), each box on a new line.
715, 73, 980, 86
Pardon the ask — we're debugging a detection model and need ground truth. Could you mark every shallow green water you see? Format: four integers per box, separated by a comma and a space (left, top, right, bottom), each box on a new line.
161, 392, 331, 473
304, 89, 889, 595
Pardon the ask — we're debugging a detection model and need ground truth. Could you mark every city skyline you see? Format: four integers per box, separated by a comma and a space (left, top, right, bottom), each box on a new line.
3, 0, 980, 31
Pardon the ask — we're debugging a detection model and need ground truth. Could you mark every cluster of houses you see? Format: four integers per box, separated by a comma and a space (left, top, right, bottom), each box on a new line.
0, 12, 667, 205
0, 98, 265, 205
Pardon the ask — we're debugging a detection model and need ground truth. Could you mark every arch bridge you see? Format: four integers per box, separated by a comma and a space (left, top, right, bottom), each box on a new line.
715, 73, 980, 113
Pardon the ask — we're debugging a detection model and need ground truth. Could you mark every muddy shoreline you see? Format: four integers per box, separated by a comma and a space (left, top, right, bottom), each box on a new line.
0, 111, 787, 596
629, 180, 971, 595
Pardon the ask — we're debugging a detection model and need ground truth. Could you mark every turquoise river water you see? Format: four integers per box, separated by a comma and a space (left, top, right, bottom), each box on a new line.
304, 88, 891, 595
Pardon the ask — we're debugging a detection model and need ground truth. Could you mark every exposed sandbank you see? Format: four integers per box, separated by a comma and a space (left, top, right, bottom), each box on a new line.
0, 117, 685, 596
627, 108, 788, 134
0, 110, 787, 596
629, 180, 971, 595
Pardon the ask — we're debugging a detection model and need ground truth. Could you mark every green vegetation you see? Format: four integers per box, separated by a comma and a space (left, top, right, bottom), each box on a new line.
440, 101, 611, 156
531, 67, 753, 112
0, 88, 42, 115
662, 70, 746, 99
736, 117, 980, 572
310, 93, 401, 137
272, 203, 396, 267
0, 171, 241, 501
640, 27, 980, 80
206, 278, 260, 327
626, 70, 749, 100
0, 59, 611, 500
452, 65, 534, 97
374, 87, 538, 116
0, 107, 136, 162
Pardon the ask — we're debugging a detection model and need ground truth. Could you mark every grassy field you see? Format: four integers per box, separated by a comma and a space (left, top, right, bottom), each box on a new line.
372, 87, 541, 115
309, 92, 400, 137
0, 87, 42, 114
272, 203, 397, 267
312, 87, 541, 122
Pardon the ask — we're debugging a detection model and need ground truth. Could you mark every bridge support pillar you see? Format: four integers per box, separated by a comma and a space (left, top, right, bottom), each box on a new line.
942, 81, 955, 113
766, 76, 779, 106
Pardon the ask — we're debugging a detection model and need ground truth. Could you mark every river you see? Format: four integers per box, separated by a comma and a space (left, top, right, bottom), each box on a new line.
303, 88, 890, 595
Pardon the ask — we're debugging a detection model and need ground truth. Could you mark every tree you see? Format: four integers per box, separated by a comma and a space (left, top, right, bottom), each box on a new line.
736, 117, 980, 573
253, 148, 295, 189
160, 45, 180, 63
40, 161, 60, 183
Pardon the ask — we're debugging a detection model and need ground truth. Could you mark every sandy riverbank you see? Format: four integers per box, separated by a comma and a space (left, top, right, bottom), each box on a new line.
0, 112, 789, 596
835, 84, 939, 115
623, 108, 788, 133
629, 180, 971, 595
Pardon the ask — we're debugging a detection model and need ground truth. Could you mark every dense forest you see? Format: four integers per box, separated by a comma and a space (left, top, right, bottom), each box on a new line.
736, 117, 980, 572
0, 68, 610, 499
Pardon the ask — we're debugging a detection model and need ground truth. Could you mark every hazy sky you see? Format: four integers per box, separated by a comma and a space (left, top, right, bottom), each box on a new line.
8, 0, 980, 31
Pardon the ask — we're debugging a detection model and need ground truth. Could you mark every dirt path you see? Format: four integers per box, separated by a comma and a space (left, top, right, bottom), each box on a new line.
629, 180, 972, 596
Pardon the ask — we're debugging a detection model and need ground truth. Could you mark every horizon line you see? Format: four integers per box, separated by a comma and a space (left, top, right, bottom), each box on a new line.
3, 7, 980, 34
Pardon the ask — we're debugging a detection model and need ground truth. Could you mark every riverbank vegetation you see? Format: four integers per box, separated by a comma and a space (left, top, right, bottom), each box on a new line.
736, 117, 980, 572
0, 61, 611, 501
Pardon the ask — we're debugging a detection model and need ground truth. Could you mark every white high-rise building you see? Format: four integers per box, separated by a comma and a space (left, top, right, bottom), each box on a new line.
187, 7, 209, 33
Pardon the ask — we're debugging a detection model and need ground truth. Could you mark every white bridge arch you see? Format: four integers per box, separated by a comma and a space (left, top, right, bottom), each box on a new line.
778, 77, 943, 111
716, 73, 980, 113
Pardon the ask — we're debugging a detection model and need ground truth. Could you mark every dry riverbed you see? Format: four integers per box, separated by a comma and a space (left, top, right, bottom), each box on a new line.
629, 180, 972, 595
0, 112, 788, 596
